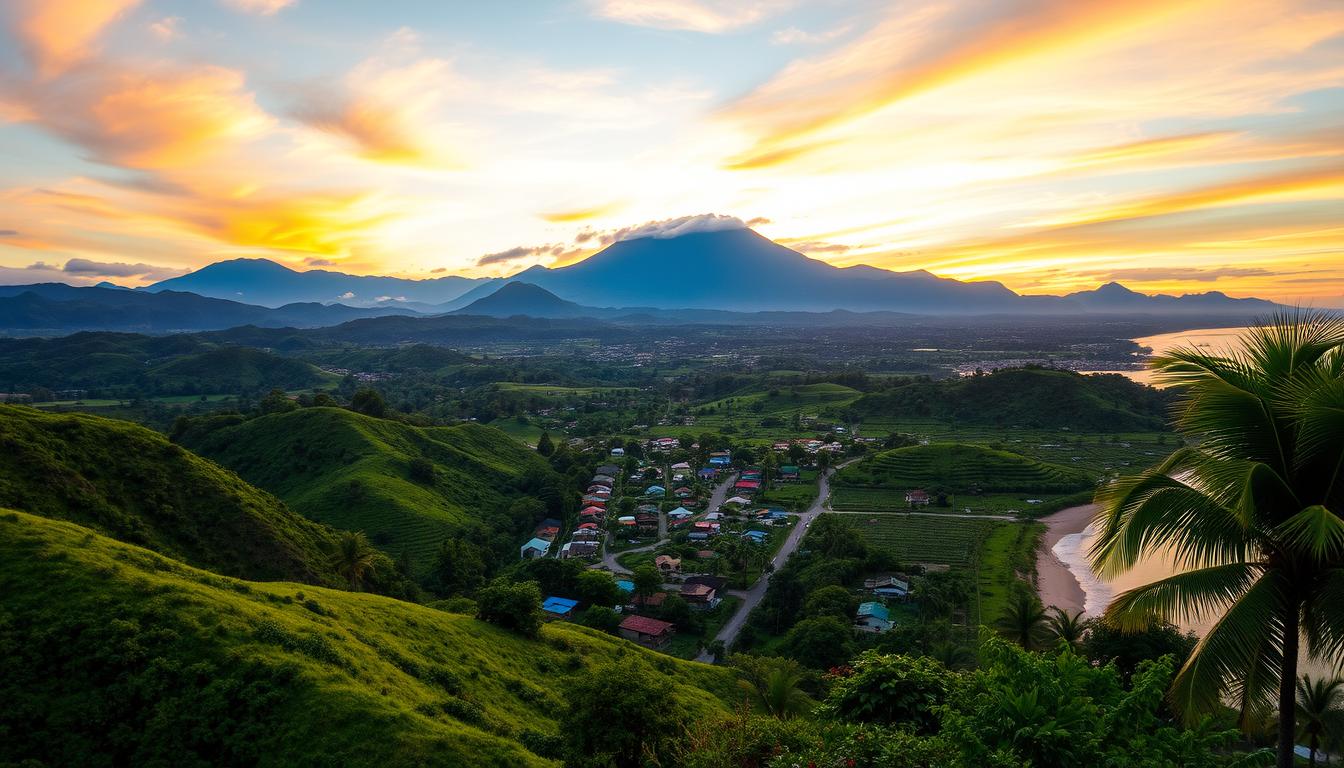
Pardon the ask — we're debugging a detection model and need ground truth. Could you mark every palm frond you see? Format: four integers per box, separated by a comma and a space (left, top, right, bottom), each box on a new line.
1276, 505, 1344, 563
1104, 562, 1263, 631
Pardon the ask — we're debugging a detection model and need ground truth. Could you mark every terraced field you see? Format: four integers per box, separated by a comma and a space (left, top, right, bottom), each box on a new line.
844, 513, 1000, 568
835, 443, 1093, 494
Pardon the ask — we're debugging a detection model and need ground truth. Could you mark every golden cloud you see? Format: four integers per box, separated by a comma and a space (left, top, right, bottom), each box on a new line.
540, 203, 624, 223
11, 0, 141, 77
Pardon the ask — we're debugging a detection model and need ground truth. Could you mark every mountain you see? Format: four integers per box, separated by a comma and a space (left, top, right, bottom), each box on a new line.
453, 281, 596, 318
0, 405, 361, 587
1063, 282, 1281, 314
147, 258, 489, 308
0, 283, 417, 333
178, 408, 560, 573
0, 510, 735, 767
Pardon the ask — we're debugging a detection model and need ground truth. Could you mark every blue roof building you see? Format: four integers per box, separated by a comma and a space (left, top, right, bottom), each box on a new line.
709, 456, 730, 466
520, 537, 551, 559
542, 596, 579, 620
855, 601, 893, 633
646, 485, 666, 495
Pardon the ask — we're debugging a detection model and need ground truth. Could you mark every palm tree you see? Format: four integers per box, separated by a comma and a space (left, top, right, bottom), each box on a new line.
329, 531, 379, 591
738, 665, 814, 719
1297, 675, 1344, 767
994, 591, 1049, 650
1046, 607, 1090, 651
1089, 312, 1344, 768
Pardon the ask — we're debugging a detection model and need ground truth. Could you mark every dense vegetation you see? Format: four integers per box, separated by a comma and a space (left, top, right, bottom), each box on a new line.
0, 510, 736, 767
835, 442, 1095, 494
0, 405, 383, 589
847, 367, 1171, 431
178, 407, 566, 576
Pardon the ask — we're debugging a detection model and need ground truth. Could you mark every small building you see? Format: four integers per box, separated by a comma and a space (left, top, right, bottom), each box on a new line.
674, 486, 693, 498
632, 591, 666, 609
741, 529, 769, 544
855, 602, 893, 633
680, 583, 720, 610
561, 541, 600, 559
906, 489, 931, 506
645, 485, 667, 496
542, 596, 579, 620
596, 464, 622, 477
610, 447, 625, 457
520, 537, 551, 559
619, 615, 675, 649
697, 467, 718, 480
655, 554, 682, 573
667, 506, 693, 519
670, 461, 691, 471
708, 455, 731, 467
778, 465, 800, 481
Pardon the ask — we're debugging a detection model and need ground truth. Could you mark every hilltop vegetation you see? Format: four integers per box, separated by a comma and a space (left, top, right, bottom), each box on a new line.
835, 442, 1094, 494
179, 408, 562, 575
848, 367, 1170, 431
0, 405, 371, 588
0, 510, 735, 767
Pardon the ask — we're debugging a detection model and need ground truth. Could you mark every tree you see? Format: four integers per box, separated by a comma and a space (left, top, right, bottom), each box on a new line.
819, 651, 949, 734
561, 657, 686, 767
578, 605, 623, 635
993, 591, 1048, 651
574, 569, 622, 607
631, 565, 661, 601
1046, 607, 1089, 651
475, 578, 543, 637
1082, 616, 1195, 681
408, 456, 435, 484
431, 536, 485, 596
816, 450, 832, 471
350, 388, 386, 418
327, 531, 378, 590
1089, 313, 1344, 768
782, 616, 855, 669
259, 388, 297, 414
732, 656, 814, 720
536, 430, 554, 457
1296, 676, 1344, 767
803, 585, 858, 621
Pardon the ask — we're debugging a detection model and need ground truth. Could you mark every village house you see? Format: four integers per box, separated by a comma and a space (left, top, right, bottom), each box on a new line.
864, 575, 911, 599
778, 465, 801, 481
680, 582, 720, 610
906, 489, 931, 507
541, 596, 578, 620
560, 541, 599, 559
654, 554, 681, 573
520, 537, 551, 559
618, 615, 675, 649
855, 602, 894, 633
645, 484, 666, 496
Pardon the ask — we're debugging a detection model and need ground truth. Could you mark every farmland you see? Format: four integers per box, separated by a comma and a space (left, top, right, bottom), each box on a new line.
844, 513, 999, 569
835, 442, 1094, 494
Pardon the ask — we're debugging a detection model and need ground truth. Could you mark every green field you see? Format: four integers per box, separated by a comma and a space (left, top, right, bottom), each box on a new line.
836, 442, 1094, 494
845, 513, 999, 569
977, 522, 1045, 625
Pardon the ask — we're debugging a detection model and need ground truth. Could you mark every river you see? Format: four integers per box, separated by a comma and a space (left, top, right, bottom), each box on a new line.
1079, 325, 1251, 384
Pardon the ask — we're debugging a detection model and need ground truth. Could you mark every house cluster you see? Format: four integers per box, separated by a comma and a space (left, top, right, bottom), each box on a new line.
852, 574, 912, 633
732, 467, 762, 497
567, 463, 624, 559
520, 517, 563, 559
771, 438, 845, 455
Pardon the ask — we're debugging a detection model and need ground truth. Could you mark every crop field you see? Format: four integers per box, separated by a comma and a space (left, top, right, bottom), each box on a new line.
836, 443, 1093, 495
844, 513, 1000, 568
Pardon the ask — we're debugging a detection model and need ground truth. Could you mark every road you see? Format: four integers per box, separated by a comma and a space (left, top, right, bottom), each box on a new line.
597, 472, 737, 575
695, 464, 843, 662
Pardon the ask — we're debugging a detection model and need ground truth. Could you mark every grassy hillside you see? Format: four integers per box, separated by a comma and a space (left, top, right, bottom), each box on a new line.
0, 405, 349, 586
835, 442, 1094, 494
849, 367, 1169, 431
182, 408, 556, 573
0, 510, 735, 767
148, 347, 334, 392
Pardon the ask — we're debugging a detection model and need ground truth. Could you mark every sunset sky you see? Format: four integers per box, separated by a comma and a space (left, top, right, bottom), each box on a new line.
1, 0, 1341, 304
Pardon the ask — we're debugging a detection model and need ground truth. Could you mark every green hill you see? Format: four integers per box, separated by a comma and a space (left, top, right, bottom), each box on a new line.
697, 382, 862, 418
147, 347, 334, 392
849, 367, 1169, 431
0, 405, 351, 587
0, 510, 735, 767
181, 408, 557, 573
836, 442, 1094, 494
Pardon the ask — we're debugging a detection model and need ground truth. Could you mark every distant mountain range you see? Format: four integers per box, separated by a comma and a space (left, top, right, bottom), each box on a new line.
0, 283, 415, 334
146, 257, 488, 308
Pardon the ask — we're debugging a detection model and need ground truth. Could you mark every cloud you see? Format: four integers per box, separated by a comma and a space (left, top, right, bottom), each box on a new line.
9, 0, 142, 77
337, 291, 355, 300
149, 16, 182, 40
305, 258, 337, 267
60, 257, 185, 280
540, 203, 624, 223
477, 241, 589, 267
224, 0, 295, 16
771, 24, 850, 45
745, 217, 772, 227
1099, 267, 1275, 283
607, 213, 747, 242
589, 0, 788, 33
430, 267, 446, 273
0, 230, 17, 237
788, 240, 855, 254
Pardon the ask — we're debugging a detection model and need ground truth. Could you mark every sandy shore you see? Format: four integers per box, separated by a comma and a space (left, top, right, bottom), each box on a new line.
1035, 503, 1095, 614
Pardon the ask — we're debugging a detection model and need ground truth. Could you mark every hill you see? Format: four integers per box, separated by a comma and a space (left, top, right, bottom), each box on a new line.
180, 408, 558, 573
147, 257, 488, 308
835, 442, 1095, 493
0, 333, 333, 396
0, 283, 416, 333
0, 406, 351, 586
0, 510, 735, 767
1063, 282, 1279, 315
848, 367, 1171, 432
454, 282, 597, 318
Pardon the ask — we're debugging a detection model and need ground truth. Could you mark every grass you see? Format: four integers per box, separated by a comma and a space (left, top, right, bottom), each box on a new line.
0, 510, 738, 767
755, 471, 819, 511
0, 405, 347, 587
845, 513, 999, 569
182, 407, 555, 575
977, 522, 1045, 625
835, 442, 1094, 495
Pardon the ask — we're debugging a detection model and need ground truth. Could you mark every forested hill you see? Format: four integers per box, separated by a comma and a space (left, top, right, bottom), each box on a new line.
0, 405, 365, 588
847, 367, 1171, 431
177, 407, 565, 575
0, 510, 736, 767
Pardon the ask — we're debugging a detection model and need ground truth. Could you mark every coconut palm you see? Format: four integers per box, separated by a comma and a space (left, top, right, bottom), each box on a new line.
329, 531, 379, 591
1047, 607, 1091, 651
994, 591, 1050, 650
1297, 675, 1344, 767
738, 664, 814, 720
1089, 312, 1344, 768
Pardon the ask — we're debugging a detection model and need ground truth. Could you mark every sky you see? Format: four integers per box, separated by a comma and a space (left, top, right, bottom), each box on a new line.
0, 0, 1341, 304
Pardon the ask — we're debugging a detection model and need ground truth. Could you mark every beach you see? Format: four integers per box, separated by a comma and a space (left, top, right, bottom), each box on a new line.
1035, 503, 1095, 613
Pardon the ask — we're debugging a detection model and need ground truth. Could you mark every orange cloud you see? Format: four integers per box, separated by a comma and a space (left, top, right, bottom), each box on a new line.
721, 0, 1208, 169
540, 203, 624, 222
590, 0, 788, 33
10, 0, 141, 77
224, 0, 295, 15
181, 192, 400, 255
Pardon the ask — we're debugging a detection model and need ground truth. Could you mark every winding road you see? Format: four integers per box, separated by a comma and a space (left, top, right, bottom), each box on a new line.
598, 472, 737, 575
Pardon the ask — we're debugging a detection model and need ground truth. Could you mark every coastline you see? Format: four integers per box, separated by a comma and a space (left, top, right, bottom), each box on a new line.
1035, 503, 1095, 614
